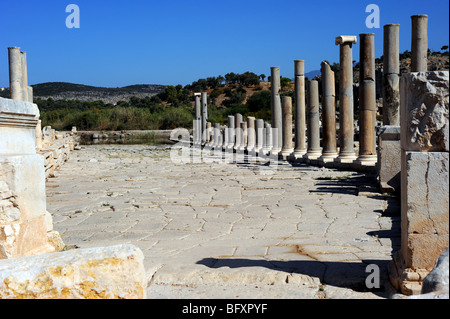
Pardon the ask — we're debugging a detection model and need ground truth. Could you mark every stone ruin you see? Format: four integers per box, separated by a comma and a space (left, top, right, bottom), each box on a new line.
191, 14, 448, 296
0, 13, 448, 299
1, 47, 146, 298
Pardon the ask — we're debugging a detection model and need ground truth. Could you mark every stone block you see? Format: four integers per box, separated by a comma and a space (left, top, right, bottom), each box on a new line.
0, 244, 147, 299
401, 151, 449, 270
400, 71, 449, 152
377, 125, 401, 193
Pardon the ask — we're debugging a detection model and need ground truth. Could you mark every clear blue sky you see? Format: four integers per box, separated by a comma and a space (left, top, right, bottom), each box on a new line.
0, 0, 448, 88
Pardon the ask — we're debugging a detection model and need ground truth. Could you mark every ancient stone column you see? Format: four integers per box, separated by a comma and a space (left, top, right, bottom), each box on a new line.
201, 92, 208, 144
8, 47, 23, 101
206, 122, 212, 147
355, 33, 377, 166
234, 113, 243, 150
222, 125, 227, 151
213, 123, 221, 149
226, 115, 235, 151
335, 36, 358, 164
271, 67, 282, 153
255, 119, 264, 154
280, 96, 294, 159
379, 24, 401, 191
304, 80, 321, 161
193, 93, 202, 146
238, 121, 247, 152
263, 122, 273, 154
383, 24, 400, 125
293, 60, 307, 158
246, 116, 256, 153
20, 51, 29, 102
411, 15, 428, 72
389, 71, 449, 295
319, 61, 338, 164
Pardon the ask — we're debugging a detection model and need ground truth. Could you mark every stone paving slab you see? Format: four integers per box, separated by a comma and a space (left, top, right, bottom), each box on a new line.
46, 144, 401, 299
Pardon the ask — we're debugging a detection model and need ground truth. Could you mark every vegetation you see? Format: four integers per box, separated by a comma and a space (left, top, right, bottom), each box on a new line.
37, 71, 269, 131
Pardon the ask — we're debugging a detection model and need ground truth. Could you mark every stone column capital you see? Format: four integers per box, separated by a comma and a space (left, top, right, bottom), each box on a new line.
335, 35, 357, 45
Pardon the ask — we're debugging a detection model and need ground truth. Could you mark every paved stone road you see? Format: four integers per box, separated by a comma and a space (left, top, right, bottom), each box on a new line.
46, 144, 401, 299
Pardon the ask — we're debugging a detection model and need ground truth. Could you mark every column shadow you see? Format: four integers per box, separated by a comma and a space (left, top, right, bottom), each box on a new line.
196, 257, 392, 297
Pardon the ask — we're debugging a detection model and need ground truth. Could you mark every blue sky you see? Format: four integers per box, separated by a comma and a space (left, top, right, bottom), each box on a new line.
0, 0, 448, 88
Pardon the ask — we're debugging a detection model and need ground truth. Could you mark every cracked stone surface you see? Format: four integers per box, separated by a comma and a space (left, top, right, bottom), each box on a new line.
47, 144, 401, 299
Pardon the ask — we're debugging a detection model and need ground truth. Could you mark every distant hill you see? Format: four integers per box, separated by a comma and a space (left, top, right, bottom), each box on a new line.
0, 82, 166, 104
305, 70, 321, 79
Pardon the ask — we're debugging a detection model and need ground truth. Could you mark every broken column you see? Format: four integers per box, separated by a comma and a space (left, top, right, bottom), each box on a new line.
193, 93, 202, 146
213, 122, 221, 149
238, 121, 247, 153
389, 71, 449, 295
318, 61, 338, 165
355, 33, 377, 167
246, 116, 256, 153
201, 92, 208, 144
271, 67, 282, 154
334, 36, 358, 164
234, 113, 243, 151
293, 60, 307, 159
263, 122, 273, 154
411, 15, 428, 72
378, 24, 401, 192
8, 47, 23, 101
280, 96, 294, 159
226, 115, 235, 151
255, 119, 264, 154
304, 80, 322, 162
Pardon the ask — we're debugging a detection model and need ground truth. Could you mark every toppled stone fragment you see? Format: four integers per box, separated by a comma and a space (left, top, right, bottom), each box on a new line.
0, 244, 147, 299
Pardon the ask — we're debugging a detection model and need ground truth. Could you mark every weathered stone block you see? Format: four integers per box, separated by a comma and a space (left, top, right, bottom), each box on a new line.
377, 125, 401, 193
0, 244, 147, 299
1, 98, 54, 258
401, 151, 449, 270
400, 71, 449, 152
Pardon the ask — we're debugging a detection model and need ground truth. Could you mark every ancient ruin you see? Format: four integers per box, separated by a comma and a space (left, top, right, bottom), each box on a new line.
1, 11, 448, 300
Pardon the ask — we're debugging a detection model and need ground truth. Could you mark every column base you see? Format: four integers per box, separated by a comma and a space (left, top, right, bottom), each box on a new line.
279, 148, 294, 160
317, 152, 339, 167
388, 250, 431, 296
303, 150, 322, 164
353, 154, 378, 166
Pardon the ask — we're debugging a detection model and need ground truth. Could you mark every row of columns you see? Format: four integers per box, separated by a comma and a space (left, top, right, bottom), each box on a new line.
191, 15, 429, 169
